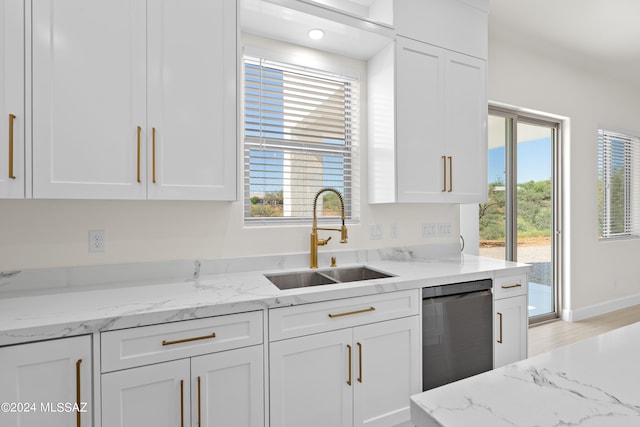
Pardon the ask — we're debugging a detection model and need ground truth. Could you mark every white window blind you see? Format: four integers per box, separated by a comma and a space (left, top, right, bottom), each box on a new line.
243, 56, 359, 224
598, 129, 640, 239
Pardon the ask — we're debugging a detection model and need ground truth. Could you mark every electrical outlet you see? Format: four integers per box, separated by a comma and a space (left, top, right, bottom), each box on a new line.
390, 223, 399, 239
437, 223, 452, 236
422, 223, 438, 238
369, 224, 383, 240
89, 230, 105, 253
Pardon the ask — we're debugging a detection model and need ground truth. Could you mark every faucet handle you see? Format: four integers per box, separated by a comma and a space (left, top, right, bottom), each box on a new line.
318, 236, 332, 246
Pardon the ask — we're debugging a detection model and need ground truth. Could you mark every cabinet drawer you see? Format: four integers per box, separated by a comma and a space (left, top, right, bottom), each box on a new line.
101, 311, 263, 372
493, 274, 528, 300
269, 290, 419, 341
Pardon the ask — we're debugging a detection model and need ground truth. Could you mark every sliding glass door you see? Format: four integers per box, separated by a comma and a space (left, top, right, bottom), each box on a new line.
480, 108, 560, 323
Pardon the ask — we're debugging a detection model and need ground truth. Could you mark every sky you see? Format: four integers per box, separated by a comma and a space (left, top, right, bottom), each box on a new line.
488, 137, 552, 184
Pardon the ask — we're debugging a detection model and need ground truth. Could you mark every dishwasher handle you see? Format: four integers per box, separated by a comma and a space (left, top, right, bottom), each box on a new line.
422, 289, 492, 304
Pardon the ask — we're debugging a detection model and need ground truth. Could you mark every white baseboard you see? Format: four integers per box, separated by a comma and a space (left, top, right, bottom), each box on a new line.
562, 293, 640, 322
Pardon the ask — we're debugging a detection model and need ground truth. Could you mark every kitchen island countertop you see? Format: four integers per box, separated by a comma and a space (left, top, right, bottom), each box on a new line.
411, 321, 640, 426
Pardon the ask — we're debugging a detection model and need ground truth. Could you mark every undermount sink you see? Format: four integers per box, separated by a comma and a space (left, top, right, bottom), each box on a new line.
265, 266, 394, 290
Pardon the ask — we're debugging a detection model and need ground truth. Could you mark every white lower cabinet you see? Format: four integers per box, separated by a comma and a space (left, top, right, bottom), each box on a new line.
493, 274, 529, 368
0, 335, 92, 427
101, 345, 263, 427
100, 311, 264, 427
269, 290, 421, 427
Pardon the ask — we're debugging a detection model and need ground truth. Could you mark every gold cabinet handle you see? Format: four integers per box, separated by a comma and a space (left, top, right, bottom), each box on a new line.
75, 359, 82, 427
497, 312, 503, 343
197, 376, 202, 427
136, 126, 142, 183
441, 155, 447, 192
357, 342, 363, 383
501, 283, 522, 289
8, 114, 16, 179
180, 379, 185, 427
328, 307, 375, 319
448, 156, 453, 192
162, 332, 216, 346
346, 344, 352, 386
152, 127, 156, 183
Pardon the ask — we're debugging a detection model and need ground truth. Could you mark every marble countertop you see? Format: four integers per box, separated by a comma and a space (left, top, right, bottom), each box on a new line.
411, 321, 640, 427
0, 246, 529, 346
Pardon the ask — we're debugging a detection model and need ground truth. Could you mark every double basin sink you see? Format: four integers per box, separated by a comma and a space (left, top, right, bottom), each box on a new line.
265, 265, 394, 290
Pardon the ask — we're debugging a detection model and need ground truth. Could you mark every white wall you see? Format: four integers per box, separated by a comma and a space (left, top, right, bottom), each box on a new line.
488, 32, 640, 319
0, 35, 460, 271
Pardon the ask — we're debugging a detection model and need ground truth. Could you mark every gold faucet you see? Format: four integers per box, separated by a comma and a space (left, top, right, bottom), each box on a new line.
310, 188, 348, 268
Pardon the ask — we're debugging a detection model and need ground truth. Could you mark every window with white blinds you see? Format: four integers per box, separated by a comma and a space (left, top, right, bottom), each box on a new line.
243, 56, 359, 224
598, 129, 640, 239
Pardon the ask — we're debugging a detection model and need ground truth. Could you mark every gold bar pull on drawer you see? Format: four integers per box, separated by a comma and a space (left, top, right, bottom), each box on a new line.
8, 114, 16, 179
328, 307, 375, 319
501, 283, 522, 289
442, 155, 447, 192
448, 156, 453, 192
152, 127, 156, 183
76, 359, 82, 427
136, 126, 142, 183
162, 332, 216, 346
346, 344, 352, 386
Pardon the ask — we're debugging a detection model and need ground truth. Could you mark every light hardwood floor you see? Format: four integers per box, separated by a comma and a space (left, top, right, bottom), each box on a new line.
528, 304, 640, 357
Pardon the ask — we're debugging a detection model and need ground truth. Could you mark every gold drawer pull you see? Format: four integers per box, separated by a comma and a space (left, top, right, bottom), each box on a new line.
136, 126, 142, 183
152, 127, 156, 183
346, 344, 352, 386
441, 155, 447, 192
8, 114, 16, 179
448, 156, 453, 192
76, 359, 82, 427
162, 332, 216, 346
357, 342, 363, 383
328, 307, 375, 319
197, 376, 202, 427
180, 379, 185, 427
501, 283, 522, 289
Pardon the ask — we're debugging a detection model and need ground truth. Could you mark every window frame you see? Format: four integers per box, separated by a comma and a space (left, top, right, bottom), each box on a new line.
598, 128, 640, 240
242, 48, 360, 226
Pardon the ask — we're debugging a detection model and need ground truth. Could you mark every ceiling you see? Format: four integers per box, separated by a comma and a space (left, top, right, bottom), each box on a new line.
489, 0, 640, 87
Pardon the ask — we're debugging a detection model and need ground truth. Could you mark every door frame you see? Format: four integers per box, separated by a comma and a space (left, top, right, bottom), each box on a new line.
489, 106, 563, 324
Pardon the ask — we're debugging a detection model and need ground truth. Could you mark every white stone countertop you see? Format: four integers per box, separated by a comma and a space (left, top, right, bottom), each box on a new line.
411, 321, 640, 427
0, 246, 529, 346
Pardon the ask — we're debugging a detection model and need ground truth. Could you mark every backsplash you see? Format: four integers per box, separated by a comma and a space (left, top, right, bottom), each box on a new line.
0, 243, 460, 298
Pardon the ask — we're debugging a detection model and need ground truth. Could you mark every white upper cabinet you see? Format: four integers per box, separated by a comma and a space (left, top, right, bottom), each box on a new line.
31, 0, 237, 200
32, 0, 147, 200
0, 0, 25, 198
147, 0, 236, 200
394, 0, 489, 60
368, 0, 488, 204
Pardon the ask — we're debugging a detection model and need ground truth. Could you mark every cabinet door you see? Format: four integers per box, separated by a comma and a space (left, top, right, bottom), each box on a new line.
0, 335, 92, 427
0, 0, 24, 198
191, 346, 264, 427
353, 316, 421, 427
395, 37, 446, 202
32, 0, 147, 199
147, 0, 236, 201
102, 358, 190, 427
494, 295, 528, 368
445, 51, 487, 203
270, 329, 352, 427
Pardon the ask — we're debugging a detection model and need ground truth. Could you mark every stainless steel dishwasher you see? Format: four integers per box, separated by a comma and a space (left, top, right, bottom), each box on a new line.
422, 279, 493, 391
